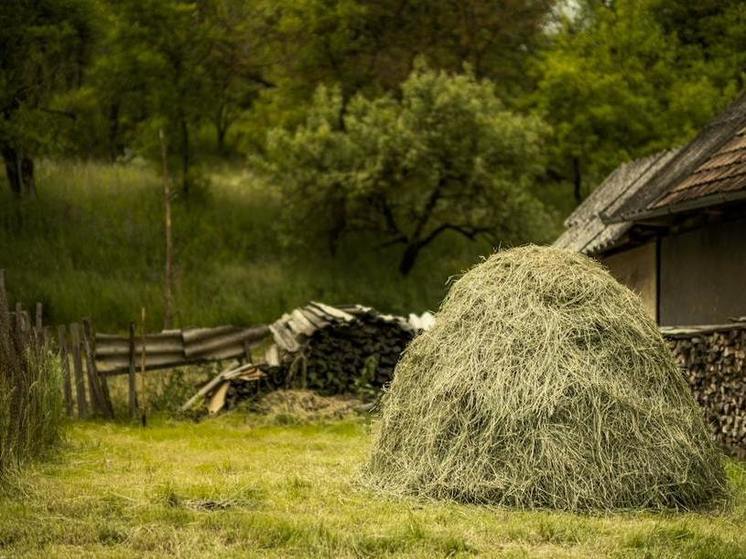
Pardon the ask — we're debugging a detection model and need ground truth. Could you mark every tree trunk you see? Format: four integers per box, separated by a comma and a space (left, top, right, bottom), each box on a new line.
2, 146, 23, 197
21, 155, 35, 198
572, 156, 582, 204
2, 146, 35, 198
108, 102, 121, 162
215, 105, 229, 155
216, 122, 228, 155
327, 194, 347, 256
398, 242, 422, 276
159, 129, 175, 330
180, 119, 190, 194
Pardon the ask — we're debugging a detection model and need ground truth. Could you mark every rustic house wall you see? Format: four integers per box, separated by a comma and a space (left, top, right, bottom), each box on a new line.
660, 218, 746, 326
601, 242, 657, 320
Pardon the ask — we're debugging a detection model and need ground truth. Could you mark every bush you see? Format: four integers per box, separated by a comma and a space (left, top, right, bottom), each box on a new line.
0, 272, 64, 480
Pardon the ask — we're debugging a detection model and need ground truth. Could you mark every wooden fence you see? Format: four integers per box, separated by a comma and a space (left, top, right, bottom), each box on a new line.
54, 321, 270, 419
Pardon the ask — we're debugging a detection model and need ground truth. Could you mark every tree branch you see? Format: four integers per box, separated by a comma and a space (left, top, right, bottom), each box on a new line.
40, 107, 77, 121
411, 173, 448, 241
420, 222, 491, 247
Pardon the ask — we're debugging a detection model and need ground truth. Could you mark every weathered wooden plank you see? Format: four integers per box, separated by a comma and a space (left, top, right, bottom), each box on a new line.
69, 323, 88, 419
128, 322, 138, 419
309, 301, 355, 322
83, 319, 113, 418
57, 325, 74, 417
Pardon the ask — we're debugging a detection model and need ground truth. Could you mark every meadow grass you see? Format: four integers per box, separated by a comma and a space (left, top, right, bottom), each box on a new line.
0, 414, 744, 558
0, 160, 500, 332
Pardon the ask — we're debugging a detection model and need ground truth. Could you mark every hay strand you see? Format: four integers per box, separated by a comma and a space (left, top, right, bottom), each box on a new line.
363, 246, 727, 511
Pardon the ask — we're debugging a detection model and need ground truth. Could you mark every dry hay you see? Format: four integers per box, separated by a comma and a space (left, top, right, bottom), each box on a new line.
256, 389, 361, 423
363, 246, 727, 511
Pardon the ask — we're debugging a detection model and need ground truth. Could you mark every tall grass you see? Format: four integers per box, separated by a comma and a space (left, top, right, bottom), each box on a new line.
0, 159, 521, 332
0, 272, 64, 480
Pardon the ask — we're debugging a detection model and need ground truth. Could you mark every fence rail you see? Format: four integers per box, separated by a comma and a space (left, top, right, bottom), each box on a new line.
94, 325, 269, 375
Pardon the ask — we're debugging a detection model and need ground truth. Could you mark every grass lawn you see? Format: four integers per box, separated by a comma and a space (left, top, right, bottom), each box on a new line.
1, 414, 745, 558
0, 160, 501, 332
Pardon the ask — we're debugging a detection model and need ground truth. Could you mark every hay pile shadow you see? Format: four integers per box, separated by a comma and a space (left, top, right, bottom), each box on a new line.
363, 246, 727, 511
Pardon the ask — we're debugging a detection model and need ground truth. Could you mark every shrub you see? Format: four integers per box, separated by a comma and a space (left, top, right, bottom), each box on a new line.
0, 272, 64, 480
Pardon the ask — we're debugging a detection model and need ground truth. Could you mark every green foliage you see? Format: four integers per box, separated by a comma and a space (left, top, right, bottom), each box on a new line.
3, 0, 746, 317
267, 0, 554, 95
534, 0, 746, 200
65, 0, 271, 179
0, 0, 94, 194
258, 64, 555, 274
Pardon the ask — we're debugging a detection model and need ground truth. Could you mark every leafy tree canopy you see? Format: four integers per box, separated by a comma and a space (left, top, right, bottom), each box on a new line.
0, 0, 94, 196
257, 64, 554, 274
534, 0, 746, 202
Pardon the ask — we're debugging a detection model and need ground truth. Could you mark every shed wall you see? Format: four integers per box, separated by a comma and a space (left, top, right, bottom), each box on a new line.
601, 242, 657, 320
659, 218, 746, 326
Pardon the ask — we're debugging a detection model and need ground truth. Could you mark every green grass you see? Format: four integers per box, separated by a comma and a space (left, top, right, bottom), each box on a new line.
1, 415, 744, 558
0, 159, 506, 332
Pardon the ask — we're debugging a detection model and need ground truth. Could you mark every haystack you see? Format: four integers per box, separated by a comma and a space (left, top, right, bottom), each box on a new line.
364, 246, 726, 511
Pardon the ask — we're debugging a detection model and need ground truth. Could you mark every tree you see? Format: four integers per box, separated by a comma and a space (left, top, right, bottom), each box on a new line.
92, 0, 212, 191
0, 0, 94, 196
258, 64, 553, 275
201, 0, 275, 155
534, 0, 744, 203
82, 0, 273, 182
247, 0, 556, 135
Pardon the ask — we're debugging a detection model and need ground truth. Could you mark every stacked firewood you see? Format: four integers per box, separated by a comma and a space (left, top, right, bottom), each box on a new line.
663, 325, 746, 457
267, 303, 427, 395
182, 302, 434, 413
286, 306, 415, 394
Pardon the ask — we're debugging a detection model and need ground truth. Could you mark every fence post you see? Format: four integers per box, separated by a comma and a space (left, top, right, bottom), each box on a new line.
82, 318, 113, 419
69, 323, 89, 419
128, 321, 138, 419
57, 325, 74, 417
139, 307, 147, 427
0, 271, 12, 357
14, 303, 25, 348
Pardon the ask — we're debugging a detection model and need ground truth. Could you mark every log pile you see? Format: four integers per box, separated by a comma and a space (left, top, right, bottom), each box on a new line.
663, 324, 746, 457
269, 302, 429, 395
286, 306, 414, 394
182, 302, 434, 412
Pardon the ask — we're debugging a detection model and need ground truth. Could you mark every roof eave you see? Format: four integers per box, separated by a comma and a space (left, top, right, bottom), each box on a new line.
611, 189, 746, 224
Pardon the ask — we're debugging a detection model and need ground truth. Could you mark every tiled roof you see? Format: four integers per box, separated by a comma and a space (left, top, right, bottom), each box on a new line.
556, 91, 746, 256
613, 92, 746, 220
553, 150, 678, 254
650, 127, 746, 209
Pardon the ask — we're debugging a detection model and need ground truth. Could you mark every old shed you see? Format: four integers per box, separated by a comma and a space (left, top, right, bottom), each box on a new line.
555, 92, 746, 326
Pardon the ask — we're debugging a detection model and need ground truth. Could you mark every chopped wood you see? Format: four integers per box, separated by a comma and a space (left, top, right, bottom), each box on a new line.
665, 327, 746, 457
180, 362, 264, 412
265, 344, 281, 367
207, 382, 230, 415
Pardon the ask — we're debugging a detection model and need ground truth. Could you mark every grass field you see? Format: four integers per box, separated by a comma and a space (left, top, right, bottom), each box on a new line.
0, 160, 510, 332
1, 414, 745, 558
